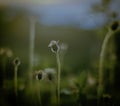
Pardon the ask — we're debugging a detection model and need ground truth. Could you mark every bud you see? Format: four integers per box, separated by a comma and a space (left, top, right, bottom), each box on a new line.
35, 70, 45, 80
48, 40, 60, 53
110, 21, 119, 31
13, 57, 21, 66
44, 68, 56, 81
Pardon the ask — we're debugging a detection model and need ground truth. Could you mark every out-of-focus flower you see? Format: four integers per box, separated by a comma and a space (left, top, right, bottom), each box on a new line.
5, 48, 13, 57
13, 57, 21, 66
61, 88, 72, 95
0, 48, 13, 57
0, 48, 5, 55
110, 20, 119, 31
34, 70, 45, 80
48, 40, 60, 53
87, 74, 95, 85
60, 43, 68, 51
44, 68, 56, 81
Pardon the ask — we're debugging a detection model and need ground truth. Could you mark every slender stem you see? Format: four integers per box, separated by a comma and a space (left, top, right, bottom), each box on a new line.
50, 82, 57, 105
2, 57, 7, 88
56, 52, 61, 106
98, 29, 113, 104
29, 17, 35, 86
14, 66, 18, 96
37, 81, 42, 106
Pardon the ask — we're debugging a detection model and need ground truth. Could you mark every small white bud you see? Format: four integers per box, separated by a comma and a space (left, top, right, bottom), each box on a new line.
48, 40, 60, 53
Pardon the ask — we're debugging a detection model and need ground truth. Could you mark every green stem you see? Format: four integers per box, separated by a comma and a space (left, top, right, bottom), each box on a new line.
2, 57, 7, 88
56, 52, 61, 106
98, 29, 113, 104
37, 81, 42, 106
14, 66, 18, 96
50, 82, 57, 105
29, 17, 35, 86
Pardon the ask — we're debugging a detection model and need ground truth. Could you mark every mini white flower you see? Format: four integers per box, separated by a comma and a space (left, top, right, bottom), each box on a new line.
48, 40, 60, 53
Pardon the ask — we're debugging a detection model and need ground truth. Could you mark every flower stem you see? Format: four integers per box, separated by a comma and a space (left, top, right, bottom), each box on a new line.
37, 81, 42, 106
29, 17, 35, 86
14, 66, 18, 96
56, 52, 61, 106
98, 29, 113, 105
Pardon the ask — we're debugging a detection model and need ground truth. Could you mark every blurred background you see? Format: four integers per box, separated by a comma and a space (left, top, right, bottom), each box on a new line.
0, 0, 120, 106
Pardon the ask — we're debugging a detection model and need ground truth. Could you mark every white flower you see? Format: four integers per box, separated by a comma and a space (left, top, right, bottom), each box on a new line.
48, 40, 60, 53
44, 68, 56, 81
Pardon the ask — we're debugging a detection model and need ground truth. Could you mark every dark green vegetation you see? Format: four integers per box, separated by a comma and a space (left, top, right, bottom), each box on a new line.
0, 7, 120, 106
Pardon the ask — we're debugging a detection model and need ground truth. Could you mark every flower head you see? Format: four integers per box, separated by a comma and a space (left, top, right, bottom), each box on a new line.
110, 21, 119, 31
34, 70, 45, 80
48, 40, 60, 53
13, 57, 21, 66
44, 68, 56, 81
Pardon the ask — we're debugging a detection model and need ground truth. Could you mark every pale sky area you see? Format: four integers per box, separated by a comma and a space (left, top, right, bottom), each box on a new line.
0, 0, 120, 29
1, 0, 66, 5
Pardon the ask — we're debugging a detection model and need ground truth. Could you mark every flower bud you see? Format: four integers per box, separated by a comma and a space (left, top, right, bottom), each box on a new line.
34, 70, 45, 80
110, 21, 119, 31
48, 40, 60, 53
13, 57, 21, 66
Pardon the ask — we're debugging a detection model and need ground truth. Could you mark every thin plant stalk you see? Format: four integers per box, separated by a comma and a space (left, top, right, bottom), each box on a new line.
50, 82, 57, 105
2, 57, 7, 88
37, 81, 42, 106
29, 17, 36, 86
48, 40, 62, 105
14, 66, 18, 96
13, 57, 20, 96
56, 52, 61, 106
97, 29, 113, 104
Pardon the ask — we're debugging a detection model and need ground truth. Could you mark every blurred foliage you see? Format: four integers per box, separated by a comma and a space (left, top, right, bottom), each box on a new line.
0, 2, 120, 106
